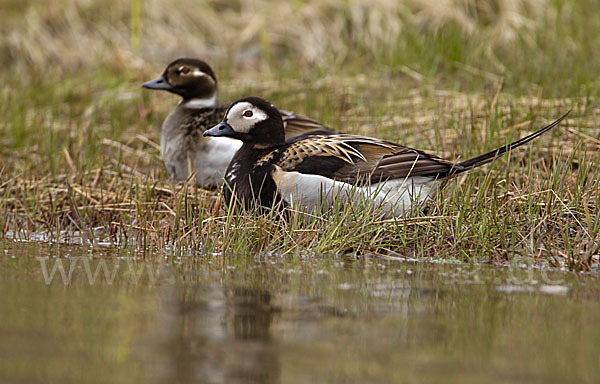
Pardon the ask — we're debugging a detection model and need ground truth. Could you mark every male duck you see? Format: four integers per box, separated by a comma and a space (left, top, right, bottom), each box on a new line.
203, 97, 569, 218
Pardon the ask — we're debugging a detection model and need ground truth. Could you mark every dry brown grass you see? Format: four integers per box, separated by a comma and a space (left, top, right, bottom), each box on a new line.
2, 0, 547, 70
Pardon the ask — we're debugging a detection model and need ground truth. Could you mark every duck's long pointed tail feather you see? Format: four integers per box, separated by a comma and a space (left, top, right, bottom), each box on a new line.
453, 109, 571, 173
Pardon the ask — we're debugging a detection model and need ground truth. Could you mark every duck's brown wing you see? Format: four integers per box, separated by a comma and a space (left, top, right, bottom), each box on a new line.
279, 109, 335, 140
368, 149, 459, 181
266, 110, 571, 183
258, 134, 457, 184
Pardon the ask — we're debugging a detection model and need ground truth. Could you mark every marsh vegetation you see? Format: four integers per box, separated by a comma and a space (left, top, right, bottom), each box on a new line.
1, 0, 600, 269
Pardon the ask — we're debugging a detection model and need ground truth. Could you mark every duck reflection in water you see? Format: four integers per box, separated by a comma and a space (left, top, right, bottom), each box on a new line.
148, 284, 280, 384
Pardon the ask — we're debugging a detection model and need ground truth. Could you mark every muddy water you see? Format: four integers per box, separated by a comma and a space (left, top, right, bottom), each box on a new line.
1, 240, 599, 384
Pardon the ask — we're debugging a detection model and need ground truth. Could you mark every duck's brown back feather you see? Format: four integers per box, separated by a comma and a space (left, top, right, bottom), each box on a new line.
257, 110, 570, 184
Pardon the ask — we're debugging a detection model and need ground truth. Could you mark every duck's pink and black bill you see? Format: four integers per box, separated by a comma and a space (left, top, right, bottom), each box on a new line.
204, 122, 236, 137
141, 76, 172, 90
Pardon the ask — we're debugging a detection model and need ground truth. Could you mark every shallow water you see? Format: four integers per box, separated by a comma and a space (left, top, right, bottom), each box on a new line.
1, 240, 599, 384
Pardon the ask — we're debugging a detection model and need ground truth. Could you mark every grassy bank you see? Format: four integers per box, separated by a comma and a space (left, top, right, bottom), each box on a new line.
1, 0, 599, 269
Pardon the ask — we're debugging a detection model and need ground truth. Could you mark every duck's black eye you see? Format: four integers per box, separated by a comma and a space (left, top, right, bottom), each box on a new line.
243, 110, 253, 118
178, 66, 190, 75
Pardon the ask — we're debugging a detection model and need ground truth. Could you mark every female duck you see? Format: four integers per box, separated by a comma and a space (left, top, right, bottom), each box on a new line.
142, 58, 331, 188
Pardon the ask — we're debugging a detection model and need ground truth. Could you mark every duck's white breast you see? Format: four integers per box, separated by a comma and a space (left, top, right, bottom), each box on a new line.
197, 137, 242, 187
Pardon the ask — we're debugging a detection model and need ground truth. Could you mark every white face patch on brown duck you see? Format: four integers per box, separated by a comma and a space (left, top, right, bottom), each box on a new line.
191, 69, 210, 78
225, 102, 269, 133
